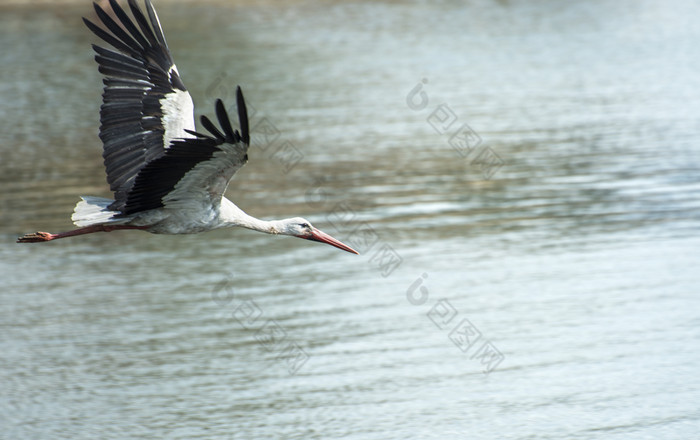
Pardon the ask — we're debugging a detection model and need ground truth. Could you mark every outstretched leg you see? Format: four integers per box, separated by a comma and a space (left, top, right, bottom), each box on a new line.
17, 224, 149, 243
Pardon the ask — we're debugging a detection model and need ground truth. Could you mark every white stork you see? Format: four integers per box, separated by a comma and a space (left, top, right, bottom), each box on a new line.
17, 0, 358, 255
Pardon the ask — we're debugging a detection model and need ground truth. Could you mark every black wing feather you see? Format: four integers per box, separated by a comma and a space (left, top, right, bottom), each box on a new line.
200, 115, 226, 142
109, 0, 150, 49
184, 129, 215, 139
145, 0, 170, 51
93, 3, 145, 54
128, 0, 162, 51
83, 18, 136, 56
216, 99, 237, 143
236, 87, 250, 144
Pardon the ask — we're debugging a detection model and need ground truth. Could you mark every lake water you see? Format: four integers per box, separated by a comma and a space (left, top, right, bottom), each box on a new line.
2, 0, 700, 439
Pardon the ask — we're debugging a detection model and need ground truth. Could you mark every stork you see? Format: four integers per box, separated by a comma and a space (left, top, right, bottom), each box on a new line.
17, 0, 358, 255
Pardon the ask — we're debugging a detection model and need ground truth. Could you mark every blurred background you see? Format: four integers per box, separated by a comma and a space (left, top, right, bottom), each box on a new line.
2, 0, 699, 438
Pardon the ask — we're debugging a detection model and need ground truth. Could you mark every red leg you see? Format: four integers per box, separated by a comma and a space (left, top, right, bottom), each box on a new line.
17, 224, 149, 243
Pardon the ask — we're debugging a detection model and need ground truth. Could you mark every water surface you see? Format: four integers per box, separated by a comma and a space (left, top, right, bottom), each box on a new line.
2, 1, 700, 439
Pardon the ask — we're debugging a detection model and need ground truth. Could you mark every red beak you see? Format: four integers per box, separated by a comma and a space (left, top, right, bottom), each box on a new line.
305, 227, 359, 254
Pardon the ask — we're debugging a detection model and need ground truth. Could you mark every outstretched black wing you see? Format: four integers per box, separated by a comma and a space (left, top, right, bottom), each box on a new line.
122, 88, 250, 215
83, 0, 195, 213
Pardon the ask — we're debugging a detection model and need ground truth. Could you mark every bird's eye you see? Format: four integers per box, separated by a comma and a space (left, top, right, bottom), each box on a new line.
299, 223, 310, 228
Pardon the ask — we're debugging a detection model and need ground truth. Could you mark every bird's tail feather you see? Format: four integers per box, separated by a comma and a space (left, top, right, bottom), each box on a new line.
71, 196, 124, 227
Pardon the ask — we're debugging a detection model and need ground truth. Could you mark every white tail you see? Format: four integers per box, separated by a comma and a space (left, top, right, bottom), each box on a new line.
71, 196, 123, 227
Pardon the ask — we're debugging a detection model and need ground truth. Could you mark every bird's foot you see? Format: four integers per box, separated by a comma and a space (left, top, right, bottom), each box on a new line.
16, 231, 56, 243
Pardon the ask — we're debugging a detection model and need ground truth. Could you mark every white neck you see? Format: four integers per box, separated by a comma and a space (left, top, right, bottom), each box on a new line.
219, 197, 284, 234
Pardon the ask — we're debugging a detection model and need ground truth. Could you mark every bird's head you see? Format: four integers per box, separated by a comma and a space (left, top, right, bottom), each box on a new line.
280, 217, 359, 254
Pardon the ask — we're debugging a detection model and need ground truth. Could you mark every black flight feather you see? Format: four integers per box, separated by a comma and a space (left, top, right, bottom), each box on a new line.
93, 2, 144, 53
200, 115, 226, 141
83, 18, 137, 57
145, 0, 170, 53
216, 99, 237, 143
128, 0, 161, 50
236, 87, 250, 144
109, 0, 150, 49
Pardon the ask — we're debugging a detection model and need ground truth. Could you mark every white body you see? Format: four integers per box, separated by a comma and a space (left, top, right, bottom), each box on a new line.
72, 196, 283, 235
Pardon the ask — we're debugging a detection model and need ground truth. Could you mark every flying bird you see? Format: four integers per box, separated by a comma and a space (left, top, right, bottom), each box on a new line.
17, 0, 358, 255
